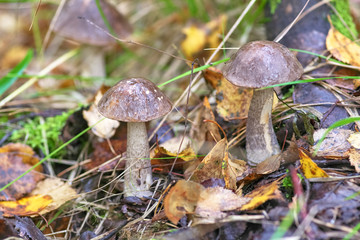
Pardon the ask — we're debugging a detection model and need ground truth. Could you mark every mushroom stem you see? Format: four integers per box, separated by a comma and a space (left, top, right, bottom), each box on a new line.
80, 46, 106, 78
124, 122, 153, 197
246, 88, 280, 165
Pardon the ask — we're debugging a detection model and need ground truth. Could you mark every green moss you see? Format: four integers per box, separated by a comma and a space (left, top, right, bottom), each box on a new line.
330, 0, 358, 40
10, 110, 73, 158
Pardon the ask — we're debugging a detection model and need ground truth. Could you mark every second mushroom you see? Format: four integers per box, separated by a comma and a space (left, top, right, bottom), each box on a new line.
223, 41, 303, 165
97, 77, 172, 197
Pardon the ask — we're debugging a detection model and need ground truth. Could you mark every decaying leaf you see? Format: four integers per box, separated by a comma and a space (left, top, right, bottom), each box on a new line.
255, 154, 281, 175
163, 180, 249, 225
164, 180, 204, 225
181, 15, 227, 61
348, 148, 360, 173
30, 178, 78, 215
0, 195, 52, 217
348, 132, 360, 149
83, 89, 119, 139
203, 67, 252, 121
191, 139, 227, 183
240, 180, 282, 211
299, 149, 329, 178
152, 136, 197, 172
0, 143, 44, 201
326, 27, 360, 67
195, 186, 249, 220
311, 129, 353, 159
222, 153, 247, 190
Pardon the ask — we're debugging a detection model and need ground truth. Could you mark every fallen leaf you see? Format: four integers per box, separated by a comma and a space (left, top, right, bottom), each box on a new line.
348, 148, 360, 173
240, 180, 282, 211
191, 138, 227, 183
348, 132, 360, 149
164, 180, 204, 225
311, 129, 352, 159
14, 216, 48, 240
83, 89, 119, 139
0, 143, 44, 201
195, 187, 249, 220
203, 68, 252, 121
181, 15, 227, 61
299, 149, 329, 178
255, 154, 281, 175
0, 195, 52, 217
30, 178, 78, 215
222, 154, 247, 190
326, 27, 360, 67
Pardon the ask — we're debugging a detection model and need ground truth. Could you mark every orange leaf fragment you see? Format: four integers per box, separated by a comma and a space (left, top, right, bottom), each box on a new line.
240, 180, 282, 211
0, 143, 44, 201
326, 27, 360, 67
299, 149, 329, 178
0, 194, 52, 217
164, 180, 204, 225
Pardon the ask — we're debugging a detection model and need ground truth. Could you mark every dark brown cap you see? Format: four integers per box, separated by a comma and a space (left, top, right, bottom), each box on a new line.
97, 78, 172, 122
53, 0, 132, 46
223, 41, 303, 88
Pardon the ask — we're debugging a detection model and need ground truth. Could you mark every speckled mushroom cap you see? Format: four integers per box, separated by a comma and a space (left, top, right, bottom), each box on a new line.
97, 78, 173, 122
53, 0, 132, 46
223, 41, 303, 88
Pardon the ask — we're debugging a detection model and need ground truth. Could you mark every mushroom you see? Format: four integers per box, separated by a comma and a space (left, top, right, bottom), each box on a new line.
97, 77, 172, 197
223, 41, 303, 165
53, 0, 132, 78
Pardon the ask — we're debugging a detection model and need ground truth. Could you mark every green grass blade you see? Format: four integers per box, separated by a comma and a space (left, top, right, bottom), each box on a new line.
0, 49, 33, 97
343, 222, 360, 240
313, 117, 360, 155
157, 57, 230, 88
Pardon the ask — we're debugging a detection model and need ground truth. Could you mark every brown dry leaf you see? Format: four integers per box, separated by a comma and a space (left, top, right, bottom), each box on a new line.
348, 148, 360, 173
164, 180, 204, 225
83, 89, 119, 139
348, 132, 360, 149
30, 178, 78, 215
181, 15, 227, 61
326, 27, 360, 67
222, 153, 247, 190
203, 68, 253, 121
0, 195, 52, 217
191, 138, 227, 183
240, 180, 282, 211
195, 187, 249, 220
299, 149, 329, 178
256, 154, 281, 175
85, 139, 126, 171
0, 143, 44, 201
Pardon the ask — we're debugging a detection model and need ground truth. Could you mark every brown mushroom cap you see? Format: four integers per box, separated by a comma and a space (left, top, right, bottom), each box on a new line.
223, 41, 303, 88
98, 78, 172, 122
53, 0, 132, 46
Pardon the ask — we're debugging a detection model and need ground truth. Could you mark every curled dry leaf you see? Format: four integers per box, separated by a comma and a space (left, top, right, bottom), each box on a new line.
0, 195, 52, 217
30, 178, 78, 215
83, 89, 119, 139
163, 180, 249, 225
164, 180, 204, 225
0, 143, 44, 201
326, 27, 360, 67
203, 67, 252, 122
348, 132, 360, 149
299, 149, 329, 179
348, 148, 360, 173
240, 180, 282, 211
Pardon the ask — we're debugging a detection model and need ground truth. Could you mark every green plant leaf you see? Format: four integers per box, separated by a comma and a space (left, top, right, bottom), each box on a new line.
313, 117, 360, 155
0, 49, 33, 97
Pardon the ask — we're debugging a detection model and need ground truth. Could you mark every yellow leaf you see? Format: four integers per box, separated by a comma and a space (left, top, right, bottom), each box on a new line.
299, 149, 329, 178
181, 15, 227, 61
348, 148, 360, 173
0, 194, 52, 217
240, 180, 282, 211
326, 27, 360, 67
